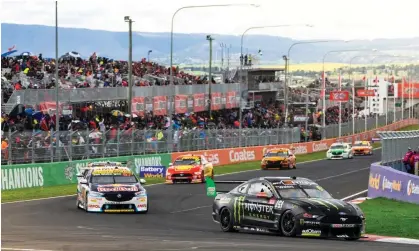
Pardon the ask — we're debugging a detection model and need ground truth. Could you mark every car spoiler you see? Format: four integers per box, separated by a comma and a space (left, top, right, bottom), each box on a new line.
205, 177, 246, 197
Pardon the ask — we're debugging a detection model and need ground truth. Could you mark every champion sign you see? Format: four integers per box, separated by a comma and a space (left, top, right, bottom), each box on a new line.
138, 166, 166, 178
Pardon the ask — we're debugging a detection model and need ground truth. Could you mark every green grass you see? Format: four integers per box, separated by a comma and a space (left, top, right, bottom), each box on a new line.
2, 124, 417, 203
359, 198, 419, 239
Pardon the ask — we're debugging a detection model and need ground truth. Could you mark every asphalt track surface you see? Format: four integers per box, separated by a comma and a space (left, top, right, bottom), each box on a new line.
2, 149, 417, 251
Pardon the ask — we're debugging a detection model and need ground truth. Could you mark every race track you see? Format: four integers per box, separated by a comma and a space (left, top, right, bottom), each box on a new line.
2, 149, 417, 251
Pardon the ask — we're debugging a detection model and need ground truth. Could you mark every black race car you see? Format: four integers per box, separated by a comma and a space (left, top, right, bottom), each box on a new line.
208, 176, 365, 240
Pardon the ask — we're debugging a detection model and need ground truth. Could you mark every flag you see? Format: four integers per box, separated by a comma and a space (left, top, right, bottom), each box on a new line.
373, 76, 379, 83
8, 45, 15, 51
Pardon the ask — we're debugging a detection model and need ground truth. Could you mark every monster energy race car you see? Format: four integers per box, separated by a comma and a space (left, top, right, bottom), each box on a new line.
206, 176, 365, 240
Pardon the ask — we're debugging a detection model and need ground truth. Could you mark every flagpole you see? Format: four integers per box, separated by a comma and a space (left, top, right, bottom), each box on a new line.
375, 75, 378, 129
352, 78, 355, 134
364, 77, 368, 131
402, 78, 405, 119
55, 1, 59, 151
338, 70, 342, 138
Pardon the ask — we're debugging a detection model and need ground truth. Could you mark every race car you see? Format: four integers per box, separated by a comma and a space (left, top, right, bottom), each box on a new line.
166, 154, 214, 184
326, 143, 353, 159
261, 148, 296, 169
352, 141, 373, 155
209, 176, 365, 240
76, 166, 148, 213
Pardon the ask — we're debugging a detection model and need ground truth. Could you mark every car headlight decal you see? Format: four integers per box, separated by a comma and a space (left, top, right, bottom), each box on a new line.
89, 191, 104, 197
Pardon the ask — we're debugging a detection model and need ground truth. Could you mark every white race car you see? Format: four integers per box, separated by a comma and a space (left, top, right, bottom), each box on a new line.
326, 143, 353, 159
76, 166, 148, 213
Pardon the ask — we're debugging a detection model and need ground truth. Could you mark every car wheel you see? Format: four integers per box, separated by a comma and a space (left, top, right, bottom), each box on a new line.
280, 210, 297, 237
219, 207, 237, 232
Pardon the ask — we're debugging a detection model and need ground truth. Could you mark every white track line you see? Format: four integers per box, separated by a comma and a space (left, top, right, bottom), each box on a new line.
2, 147, 381, 205
340, 189, 368, 201
170, 205, 212, 214
2, 248, 57, 251
314, 167, 370, 182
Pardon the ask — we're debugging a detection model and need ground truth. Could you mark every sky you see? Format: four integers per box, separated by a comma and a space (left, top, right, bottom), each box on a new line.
1, 0, 419, 40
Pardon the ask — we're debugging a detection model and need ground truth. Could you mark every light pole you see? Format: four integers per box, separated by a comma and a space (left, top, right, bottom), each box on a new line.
170, 3, 259, 86
147, 50, 152, 62
220, 43, 225, 70
207, 35, 214, 119
55, 1, 59, 154
322, 48, 377, 139
284, 39, 346, 127
124, 16, 134, 121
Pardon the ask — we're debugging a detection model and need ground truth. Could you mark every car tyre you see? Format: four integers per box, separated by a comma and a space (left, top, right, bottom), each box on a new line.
280, 210, 297, 237
219, 207, 237, 232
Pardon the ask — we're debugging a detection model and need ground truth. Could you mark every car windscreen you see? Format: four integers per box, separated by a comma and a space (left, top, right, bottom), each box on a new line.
265, 152, 288, 157
330, 145, 344, 149
174, 158, 199, 165
354, 142, 368, 147
275, 185, 332, 199
91, 175, 137, 184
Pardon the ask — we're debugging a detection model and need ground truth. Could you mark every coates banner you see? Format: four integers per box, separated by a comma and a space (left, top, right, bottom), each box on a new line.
329, 91, 350, 101
395, 83, 419, 98
225, 91, 237, 109
153, 96, 167, 116
211, 92, 222, 111
132, 97, 145, 116
368, 163, 419, 204
175, 95, 188, 114
171, 119, 417, 167
193, 93, 205, 112
356, 89, 375, 97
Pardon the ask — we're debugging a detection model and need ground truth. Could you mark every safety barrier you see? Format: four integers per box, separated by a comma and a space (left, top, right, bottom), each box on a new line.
368, 162, 419, 204
0, 153, 171, 191
172, 119, 419, 166
2, 118, 417, 191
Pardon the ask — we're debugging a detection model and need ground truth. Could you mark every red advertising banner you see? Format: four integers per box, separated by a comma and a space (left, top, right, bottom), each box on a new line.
356, 89, 376, 97
132, 97, 145, 116
396, 83, 419, 98
211, 92, 222, 110
225, 91, 237, 109
329, 91, 350, 101
193, 93, 205, 112
153, 96, 167, 116
175, 95, 188, 114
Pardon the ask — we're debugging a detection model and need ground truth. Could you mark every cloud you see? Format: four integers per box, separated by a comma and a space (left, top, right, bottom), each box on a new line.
1, 0, 419, 40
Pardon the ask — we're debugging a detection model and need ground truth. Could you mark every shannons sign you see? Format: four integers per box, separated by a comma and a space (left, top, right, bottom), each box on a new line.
1, 166, 44, 190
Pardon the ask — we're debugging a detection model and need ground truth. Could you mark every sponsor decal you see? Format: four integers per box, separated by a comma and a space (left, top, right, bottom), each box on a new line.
274, 200, 284, 209
293, 145, 308, 155
92, 169, 133, 176
139, 197, 146, 202
219, 197, 231, 204
340, 217, 348, 222
407, 180, 419, 196
137, 204, 147, 208
103, 209, 135, 212
90, 199, 98, 203
1, 167, 44, 190
203, 152, 220, 165
244, 202, 273, 214
88, 204, 100, 208
313, 142, 328, 152
369, 174, 380, 190
268, 198, 276, 205
277, 185, 295, 189
332, 224, 356, 228
234, 196, 246, 223
97, 186, 138, 192
303, 220, 320, 226
301, 229, 322, 236
229, 149, 255, 162
382, 176, 402, 192
336, 235, 349, 238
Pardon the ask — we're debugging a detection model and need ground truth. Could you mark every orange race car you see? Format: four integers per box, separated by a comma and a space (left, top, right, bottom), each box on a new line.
261, 148, 296, 170
166, 155, 214, 184
352, 141, 373, 155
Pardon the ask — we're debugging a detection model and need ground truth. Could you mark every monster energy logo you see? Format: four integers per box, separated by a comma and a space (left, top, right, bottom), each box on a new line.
234, 196, 245, 223
307, 198, 344, 210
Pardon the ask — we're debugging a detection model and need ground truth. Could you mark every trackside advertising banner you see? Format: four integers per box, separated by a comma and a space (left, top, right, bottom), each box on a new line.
368, 163, 419, 204
171, 119, 418, 166
1, 153, 171, 191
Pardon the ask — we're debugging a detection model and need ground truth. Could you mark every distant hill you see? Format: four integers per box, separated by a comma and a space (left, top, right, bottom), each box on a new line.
2, 23, 419, 65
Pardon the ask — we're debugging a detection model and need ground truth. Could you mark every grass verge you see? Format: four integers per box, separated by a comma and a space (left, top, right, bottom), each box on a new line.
358, 198, 419, 239
2, 124, 416, 203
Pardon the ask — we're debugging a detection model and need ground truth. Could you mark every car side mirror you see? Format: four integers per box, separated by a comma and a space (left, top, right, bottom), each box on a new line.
139, 178, 146, 184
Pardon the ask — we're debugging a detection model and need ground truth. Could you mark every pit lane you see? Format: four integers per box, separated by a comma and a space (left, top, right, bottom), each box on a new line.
2, 149, 416, 251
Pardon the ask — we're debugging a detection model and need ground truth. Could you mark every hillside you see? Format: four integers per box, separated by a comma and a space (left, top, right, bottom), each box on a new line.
2, 23, 419, 65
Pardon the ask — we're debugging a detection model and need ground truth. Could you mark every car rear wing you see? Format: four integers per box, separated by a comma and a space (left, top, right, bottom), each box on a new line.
205, 177, 246, 197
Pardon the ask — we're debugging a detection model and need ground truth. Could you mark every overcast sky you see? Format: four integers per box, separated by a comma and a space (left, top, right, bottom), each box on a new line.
1, 0, 419, 40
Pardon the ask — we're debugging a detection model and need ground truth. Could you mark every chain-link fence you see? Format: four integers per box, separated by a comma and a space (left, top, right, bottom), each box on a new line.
1, 127, 301, 165
378, 130, 419, 171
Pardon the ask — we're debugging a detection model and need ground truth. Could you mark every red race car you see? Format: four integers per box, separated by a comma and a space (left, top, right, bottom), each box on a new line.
166, 155, 214, 184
